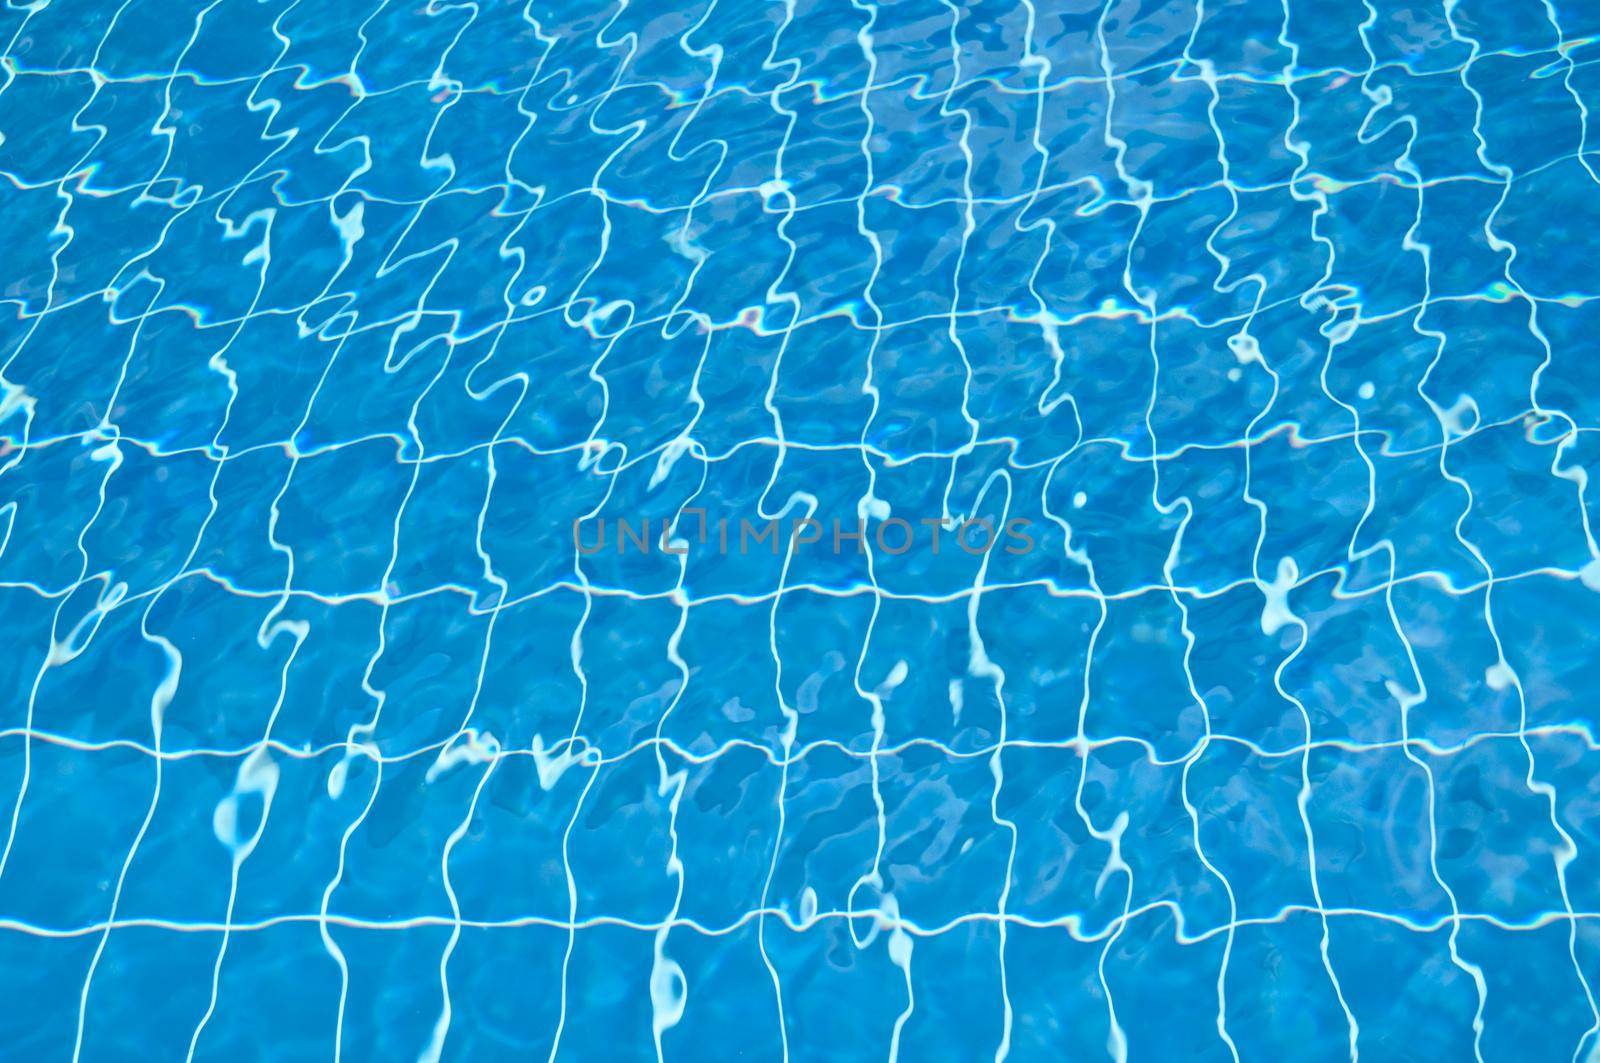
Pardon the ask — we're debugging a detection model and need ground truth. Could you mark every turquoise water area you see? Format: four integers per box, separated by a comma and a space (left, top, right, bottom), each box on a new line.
3, 0, 1600, 1059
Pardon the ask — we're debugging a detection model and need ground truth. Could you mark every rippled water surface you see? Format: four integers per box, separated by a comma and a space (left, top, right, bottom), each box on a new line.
3, 0, 1600, 1059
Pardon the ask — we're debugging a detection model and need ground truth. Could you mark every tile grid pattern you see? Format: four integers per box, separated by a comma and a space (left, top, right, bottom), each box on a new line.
1, 0, 1599, 1059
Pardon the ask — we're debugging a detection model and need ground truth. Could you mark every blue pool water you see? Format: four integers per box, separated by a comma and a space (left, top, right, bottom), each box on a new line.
3, 0, 1600, 1059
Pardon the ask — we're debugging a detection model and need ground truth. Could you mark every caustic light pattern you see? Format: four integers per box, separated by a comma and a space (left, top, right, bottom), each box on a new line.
2, 0, 1600, 1060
